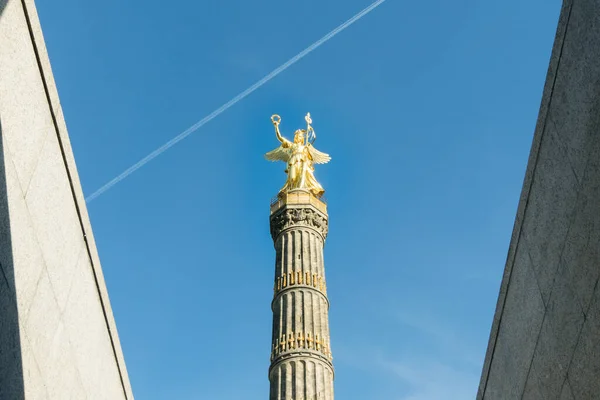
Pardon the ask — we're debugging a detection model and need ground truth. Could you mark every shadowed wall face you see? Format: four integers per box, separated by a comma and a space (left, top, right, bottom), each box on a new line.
478, 1, 600, 399
0, 3, 26, 399
0, 120, 25, 400
0, 0, 133, 398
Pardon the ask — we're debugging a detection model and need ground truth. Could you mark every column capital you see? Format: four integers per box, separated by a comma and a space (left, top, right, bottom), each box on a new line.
270, 203, 329, 242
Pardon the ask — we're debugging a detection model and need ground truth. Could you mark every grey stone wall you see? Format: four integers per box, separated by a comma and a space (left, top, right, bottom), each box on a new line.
478, 0, 600, 399
0, 0, 133, 398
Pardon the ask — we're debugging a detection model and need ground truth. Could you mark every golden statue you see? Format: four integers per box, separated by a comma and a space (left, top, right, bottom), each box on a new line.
265, 113, 331, 198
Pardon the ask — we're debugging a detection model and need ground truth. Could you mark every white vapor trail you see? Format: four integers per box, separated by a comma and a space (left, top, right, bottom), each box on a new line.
86, 0, 386, 202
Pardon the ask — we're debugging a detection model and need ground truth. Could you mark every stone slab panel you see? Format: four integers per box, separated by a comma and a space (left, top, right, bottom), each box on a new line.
520, 126, 579, 307
25, 131, 85, 312
546, 0, 600, 183
19, 0, 64, 121
560, 127, 600, 314
521, 265, 584, 399
22, 269, 88, 400
559, 379, 574, 400
0, 0, 51, 191
20, 333, 48, 400
0, 144, 46, 322
39, 322, 80, 400
63, 248, 125, 399
568, 283, 600, 399
23, 270, 61, 378
478, 245, 545, 400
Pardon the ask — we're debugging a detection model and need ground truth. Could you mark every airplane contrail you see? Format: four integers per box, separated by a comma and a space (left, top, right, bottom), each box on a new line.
86, 0, 386, 202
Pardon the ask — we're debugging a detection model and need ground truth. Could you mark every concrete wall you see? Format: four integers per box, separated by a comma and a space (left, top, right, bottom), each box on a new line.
0, 0, 133, 398
478, 0, 600, 399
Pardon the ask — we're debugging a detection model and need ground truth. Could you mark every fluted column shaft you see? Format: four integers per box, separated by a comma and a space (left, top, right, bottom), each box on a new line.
269, 201, 334, 400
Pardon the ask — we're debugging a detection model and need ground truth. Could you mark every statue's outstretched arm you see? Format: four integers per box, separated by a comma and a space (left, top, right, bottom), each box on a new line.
271, 115, 290, 146
274, 123, 285, 143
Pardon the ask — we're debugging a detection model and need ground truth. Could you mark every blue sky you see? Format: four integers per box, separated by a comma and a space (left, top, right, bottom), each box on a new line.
37, 0, 561, 398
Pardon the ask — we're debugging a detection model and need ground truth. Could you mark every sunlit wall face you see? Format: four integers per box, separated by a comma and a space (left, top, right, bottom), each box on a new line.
0, 1, 132, 398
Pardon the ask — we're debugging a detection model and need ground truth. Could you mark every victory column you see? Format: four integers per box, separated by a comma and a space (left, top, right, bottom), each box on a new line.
265, 113, 334, 400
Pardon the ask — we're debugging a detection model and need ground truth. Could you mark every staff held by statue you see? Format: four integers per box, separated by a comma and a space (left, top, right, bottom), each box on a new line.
305, 113, 316, 146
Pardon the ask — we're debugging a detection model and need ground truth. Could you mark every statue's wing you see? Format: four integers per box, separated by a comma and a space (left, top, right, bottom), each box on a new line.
265, 145, 291, 162
307, 145, 331, 164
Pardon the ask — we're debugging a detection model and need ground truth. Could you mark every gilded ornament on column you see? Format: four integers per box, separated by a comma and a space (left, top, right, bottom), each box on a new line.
280, 335, 286, 352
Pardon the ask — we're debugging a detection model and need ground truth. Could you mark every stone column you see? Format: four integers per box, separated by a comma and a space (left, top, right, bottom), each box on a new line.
268, 190, 334, 400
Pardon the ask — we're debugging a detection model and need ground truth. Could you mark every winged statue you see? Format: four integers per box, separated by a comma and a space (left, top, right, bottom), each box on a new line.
265, 113, 331, 198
